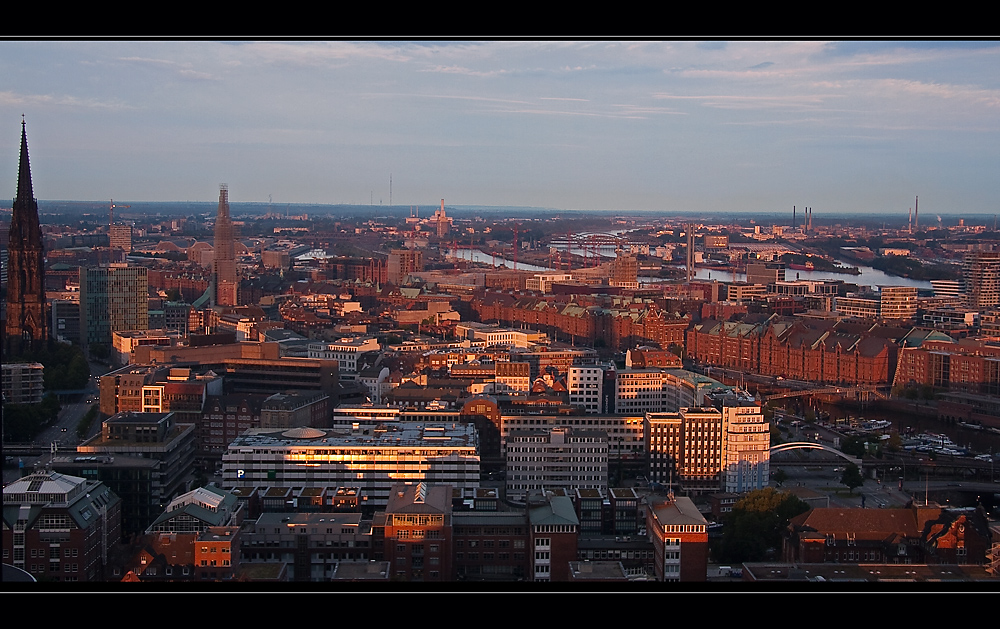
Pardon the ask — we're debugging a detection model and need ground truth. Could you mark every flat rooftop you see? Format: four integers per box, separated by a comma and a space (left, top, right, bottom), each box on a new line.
229, 422, 477, 450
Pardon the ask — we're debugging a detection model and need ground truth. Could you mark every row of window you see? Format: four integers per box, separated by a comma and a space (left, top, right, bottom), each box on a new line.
28, 562, 79, 573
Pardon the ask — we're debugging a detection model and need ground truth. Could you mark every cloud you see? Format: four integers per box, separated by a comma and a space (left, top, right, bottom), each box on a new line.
116, 56, 218, 81
0, 90, 131, 111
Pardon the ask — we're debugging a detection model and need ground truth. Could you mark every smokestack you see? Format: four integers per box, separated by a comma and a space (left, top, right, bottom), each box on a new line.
914, 196, 918, 230
793, 206, 796, 229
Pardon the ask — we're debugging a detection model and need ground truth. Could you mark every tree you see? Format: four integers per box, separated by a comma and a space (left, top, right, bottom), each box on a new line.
840, 463, 864, 494
772, 468, 788, 487
886, 431, 902, 453
839, 435, 870, 458
713, 488, 809, 563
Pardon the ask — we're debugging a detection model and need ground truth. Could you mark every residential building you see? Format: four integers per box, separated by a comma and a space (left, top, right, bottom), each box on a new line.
835, 292, 880, 319
2, 361, 44, 404
879, 285, 918, 321
963, 250, 1000, 309
609, 252, 639, 290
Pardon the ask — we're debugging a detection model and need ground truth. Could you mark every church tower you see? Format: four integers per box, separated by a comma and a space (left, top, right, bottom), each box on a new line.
5, 118, 48, 354
212, 184, 238, 306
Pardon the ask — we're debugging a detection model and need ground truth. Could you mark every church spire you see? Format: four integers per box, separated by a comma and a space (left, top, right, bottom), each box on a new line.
10, 117, 41, 241
16, 116, 36, 206
6, 117, 48, 354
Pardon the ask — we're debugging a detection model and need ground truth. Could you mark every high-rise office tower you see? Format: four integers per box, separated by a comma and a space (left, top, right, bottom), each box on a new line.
212, 184, 238, 306
962, 250, 1000, 309
80, 264, 148, 348
109, 223, 133, 256
5, 119, 48, 354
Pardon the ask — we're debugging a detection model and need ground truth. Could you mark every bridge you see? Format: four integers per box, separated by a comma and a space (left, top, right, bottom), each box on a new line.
770, 442, 863, 468
764, 385, 887, 402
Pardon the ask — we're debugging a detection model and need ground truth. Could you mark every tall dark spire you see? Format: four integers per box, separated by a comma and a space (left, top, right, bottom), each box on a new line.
17, 117, 35, 206
6, 118, 48, 354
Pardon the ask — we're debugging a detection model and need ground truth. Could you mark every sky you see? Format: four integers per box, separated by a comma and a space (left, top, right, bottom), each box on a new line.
2, 40, 999, 217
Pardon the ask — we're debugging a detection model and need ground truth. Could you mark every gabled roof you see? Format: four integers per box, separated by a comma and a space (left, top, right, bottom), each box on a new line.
527, 494, 580, 527
790, 507, 921, 541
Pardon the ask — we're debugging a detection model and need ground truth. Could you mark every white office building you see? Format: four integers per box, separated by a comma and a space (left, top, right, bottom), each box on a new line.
506, 427, 608, 502
568, 365, 604, 413
222, 423, 479, 507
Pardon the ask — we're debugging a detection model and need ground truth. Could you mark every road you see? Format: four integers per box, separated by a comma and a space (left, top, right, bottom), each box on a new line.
3, 359, 108, 486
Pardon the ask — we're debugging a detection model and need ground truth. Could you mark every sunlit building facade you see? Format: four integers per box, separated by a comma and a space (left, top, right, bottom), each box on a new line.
222, 424, 479, 507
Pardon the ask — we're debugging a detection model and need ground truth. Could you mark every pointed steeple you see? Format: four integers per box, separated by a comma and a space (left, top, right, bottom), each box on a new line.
16, 116, 35, 206
6, 117, 47, 353
10, 117, 41, 243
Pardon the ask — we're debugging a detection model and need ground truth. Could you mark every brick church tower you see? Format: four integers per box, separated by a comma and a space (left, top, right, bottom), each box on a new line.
5, 118, 48, 354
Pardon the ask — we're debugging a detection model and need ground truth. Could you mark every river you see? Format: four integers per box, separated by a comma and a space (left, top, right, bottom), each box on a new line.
685, 265, 934, 290
447, 246, 935, 291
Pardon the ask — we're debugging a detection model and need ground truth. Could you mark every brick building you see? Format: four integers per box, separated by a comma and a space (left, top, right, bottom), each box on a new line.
784, 503, 993, 565
645, 495, 709, 582
527, 490, 580, 582
2, 471, 122, 582
373, 482, 452, 582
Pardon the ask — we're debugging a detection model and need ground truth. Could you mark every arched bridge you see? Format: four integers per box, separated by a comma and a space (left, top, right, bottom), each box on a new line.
764, 385, 887, 402
770, 442, 862, 468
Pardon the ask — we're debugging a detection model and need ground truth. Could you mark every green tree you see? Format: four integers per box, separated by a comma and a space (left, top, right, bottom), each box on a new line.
1, 394, 60, 442
770, 423, 783, 446
76, 404, 99, 440
840, 463, 864, 494
89, 343, 110, 361
839, 435, 870, 458
713, 488, 809, 563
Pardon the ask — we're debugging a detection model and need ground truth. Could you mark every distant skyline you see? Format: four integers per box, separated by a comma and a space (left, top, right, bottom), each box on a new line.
2, 40, 999, 216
